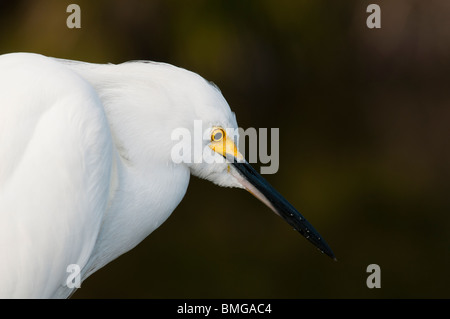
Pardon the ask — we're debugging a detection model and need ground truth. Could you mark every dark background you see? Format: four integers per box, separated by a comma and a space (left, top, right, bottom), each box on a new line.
1, 0, 449, 298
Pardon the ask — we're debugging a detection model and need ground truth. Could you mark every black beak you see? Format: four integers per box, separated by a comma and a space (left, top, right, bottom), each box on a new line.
231, 161, 336, 260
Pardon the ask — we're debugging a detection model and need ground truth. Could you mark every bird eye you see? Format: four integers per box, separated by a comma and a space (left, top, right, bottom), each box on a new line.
211, 128, 225, 142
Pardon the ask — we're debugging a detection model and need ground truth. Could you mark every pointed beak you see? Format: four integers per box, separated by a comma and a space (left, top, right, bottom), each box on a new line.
230, 161, 336, 260
209, 131, 336, 260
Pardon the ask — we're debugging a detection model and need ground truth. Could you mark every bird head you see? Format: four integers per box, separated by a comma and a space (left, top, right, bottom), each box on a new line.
70, 59, 335, 259
166, 69, 336, 260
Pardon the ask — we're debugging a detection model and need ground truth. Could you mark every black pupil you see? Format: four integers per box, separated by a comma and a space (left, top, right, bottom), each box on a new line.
214, 132, 222, 140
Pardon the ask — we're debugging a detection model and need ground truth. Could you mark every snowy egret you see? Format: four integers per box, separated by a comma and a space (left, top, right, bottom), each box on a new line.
0, 52, 334, 298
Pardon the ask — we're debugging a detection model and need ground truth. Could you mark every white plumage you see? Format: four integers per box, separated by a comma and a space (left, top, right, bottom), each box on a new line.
0, 52, 334, 298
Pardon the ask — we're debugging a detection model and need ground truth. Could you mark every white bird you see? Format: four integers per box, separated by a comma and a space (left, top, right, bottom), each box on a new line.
0, 52, 334, 298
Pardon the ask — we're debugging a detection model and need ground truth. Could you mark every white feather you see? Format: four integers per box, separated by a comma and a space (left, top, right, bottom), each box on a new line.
0, 52, 242, 298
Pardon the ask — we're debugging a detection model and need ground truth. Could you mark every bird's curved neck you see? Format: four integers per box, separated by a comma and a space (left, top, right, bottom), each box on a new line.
60, 61, 192, 278
83, 153, 190, 279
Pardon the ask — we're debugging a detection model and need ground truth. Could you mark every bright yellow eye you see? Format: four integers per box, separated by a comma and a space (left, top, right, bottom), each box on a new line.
211, 128, 225, 142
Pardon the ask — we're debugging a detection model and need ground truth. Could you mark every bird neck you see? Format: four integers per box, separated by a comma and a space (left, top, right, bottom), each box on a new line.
65, 63, 193, 278
83, 151, 190, 279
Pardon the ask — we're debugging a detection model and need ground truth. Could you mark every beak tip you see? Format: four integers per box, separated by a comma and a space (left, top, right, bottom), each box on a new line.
324, 252, 337, 261
327, 252, 338, 262
322, 246, 337, 261
316, 242, 336, 261
326, 252, 338, 261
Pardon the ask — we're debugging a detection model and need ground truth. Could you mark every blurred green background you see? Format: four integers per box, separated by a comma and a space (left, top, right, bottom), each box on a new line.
1, 0, 449, 298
